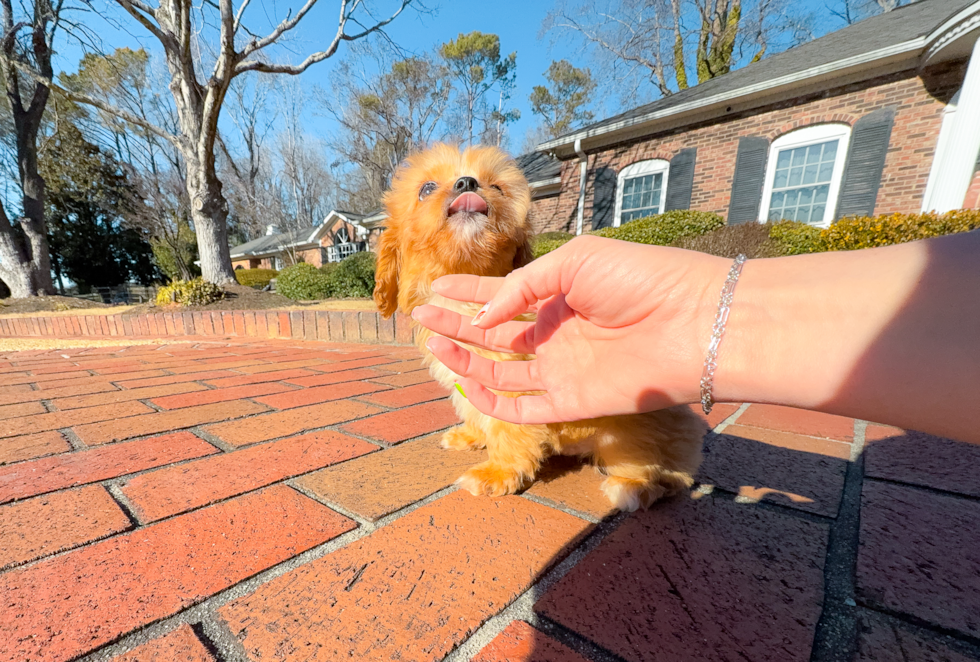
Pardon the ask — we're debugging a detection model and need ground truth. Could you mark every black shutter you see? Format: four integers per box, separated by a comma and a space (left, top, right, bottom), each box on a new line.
835, 107, 896, 219
728, 137, 770, 224
590, 167, 618, 230
665, 148, 697, 211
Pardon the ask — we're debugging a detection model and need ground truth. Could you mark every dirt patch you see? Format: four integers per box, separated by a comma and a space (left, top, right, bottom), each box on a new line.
0, 295, 111, 315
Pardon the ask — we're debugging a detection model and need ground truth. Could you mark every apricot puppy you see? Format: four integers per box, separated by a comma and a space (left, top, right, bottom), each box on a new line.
373, 144, 705, 511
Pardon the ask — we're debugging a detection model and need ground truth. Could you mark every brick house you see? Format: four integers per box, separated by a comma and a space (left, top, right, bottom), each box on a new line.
229, 210, 386, 270
528, 0, 980, 235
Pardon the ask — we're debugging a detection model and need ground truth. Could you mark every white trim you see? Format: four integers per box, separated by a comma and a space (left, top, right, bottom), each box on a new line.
538, 38, 924, 155
614, 159, 670, 227
758, 124, 851, 227
922, 90, 960, 211
922, 0, 980, 66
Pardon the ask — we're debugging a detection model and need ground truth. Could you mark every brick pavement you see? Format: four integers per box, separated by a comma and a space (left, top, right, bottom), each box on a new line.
0, 337, 978, 661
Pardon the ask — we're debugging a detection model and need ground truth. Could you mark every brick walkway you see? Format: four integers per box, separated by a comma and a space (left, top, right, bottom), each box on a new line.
1, 338, 979, 662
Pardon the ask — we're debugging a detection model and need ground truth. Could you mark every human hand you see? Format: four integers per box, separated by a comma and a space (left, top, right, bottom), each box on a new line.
412, 235, 731, 424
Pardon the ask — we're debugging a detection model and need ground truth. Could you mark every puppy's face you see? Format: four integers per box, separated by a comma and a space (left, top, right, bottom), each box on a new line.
374, 144, 533, 317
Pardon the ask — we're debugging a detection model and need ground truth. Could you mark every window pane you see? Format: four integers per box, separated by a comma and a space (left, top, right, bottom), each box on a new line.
769, 139, 840, 225
620, 172, 662, 221
776, 150, 792, 169
788, 167, 803, 187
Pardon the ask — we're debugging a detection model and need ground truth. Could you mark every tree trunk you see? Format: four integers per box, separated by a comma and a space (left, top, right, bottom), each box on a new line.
186, 163, 236, 284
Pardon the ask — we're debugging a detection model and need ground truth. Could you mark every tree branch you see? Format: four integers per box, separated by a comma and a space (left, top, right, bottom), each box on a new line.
115, 0, 170, 46
0, 53, 181, 147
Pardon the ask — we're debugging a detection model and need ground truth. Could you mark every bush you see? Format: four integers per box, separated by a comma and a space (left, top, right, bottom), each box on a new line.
768, 221, 825, 255
531, 231, 574, 258
327, 251, 376, 298
235, 268, 278, 289
822, 209, 980, 251
673, 222, 785, 259
590, 210, 724, 245
155, 278, 224, 306
275, 263, 332, 300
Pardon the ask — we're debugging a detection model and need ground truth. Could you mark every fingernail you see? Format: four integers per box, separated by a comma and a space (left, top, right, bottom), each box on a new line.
471, 302, 491, 326
425, 338, 436, 351
454, 382, 467, 398
411, 307, 419, 320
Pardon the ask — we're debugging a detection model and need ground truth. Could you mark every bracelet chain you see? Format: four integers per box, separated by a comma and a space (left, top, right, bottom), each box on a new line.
700, 254, 747, 415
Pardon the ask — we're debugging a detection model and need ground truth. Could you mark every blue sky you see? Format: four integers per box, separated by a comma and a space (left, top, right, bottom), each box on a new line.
57, 0, 583, 153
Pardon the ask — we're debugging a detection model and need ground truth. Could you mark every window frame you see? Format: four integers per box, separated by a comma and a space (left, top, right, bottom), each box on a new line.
758, 124, 852, 228
614, 159, 670, 227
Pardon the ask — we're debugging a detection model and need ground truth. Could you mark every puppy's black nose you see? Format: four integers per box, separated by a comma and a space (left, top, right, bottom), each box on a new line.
453, 177, 479, 193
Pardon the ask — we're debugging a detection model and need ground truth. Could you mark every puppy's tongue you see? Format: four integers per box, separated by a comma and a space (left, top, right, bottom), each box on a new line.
449, 192, 488, 215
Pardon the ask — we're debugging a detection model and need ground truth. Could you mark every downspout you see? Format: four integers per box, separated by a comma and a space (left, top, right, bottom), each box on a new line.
574, 138, 588, 235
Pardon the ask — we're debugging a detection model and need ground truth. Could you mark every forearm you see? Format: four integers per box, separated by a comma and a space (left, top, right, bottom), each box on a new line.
714, 231, 980, 443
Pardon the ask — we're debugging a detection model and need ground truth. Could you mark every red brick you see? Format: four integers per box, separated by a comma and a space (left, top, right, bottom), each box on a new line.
112, 625, 216, 662
0, 431, 71, 464
151, 382, 293, 410
0, 431, 217, 503
358, 381, 448, 409
343, 311, 359, 341
358, 311, 378, 342
122, 430, 376, 521
536, 496, 828, 662
285, 357, 397, 383
0, 485, 130, 570
698, 428, 849, 517
855, 612, 977, 662
0, 381, 116, 406
114, 369, 240, 389
0, 486, 353, 662
372, 357, 425, 373
340, 400, 459, 444
36, 369, 168, 390
278, 311, 291, 338
864, 428, 980, 498
219, 491, 589, 661
201, 368, 316, 388
205, 400, 381, 447
0, 401, 152, 438
233, 311, 247, 336
74, 400, 268, 445
0, 401, 46, 420
234, 358, 332, 374
687, 402, 741, 429
395, 312, 414, 344
378, 314, 395, 343
265, 311, 280, 338
857, 481, 980, 638
50, 382, 208, 411
368, 370, 434, 387
473, 621, 590, 662
303, 310, 316, 340
328, 311, 345, 341
725, 404, 854, 441
255, 380, 389, 410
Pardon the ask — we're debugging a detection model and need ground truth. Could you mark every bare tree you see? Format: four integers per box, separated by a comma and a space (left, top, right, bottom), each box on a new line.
828, 0, 909, 26
545, 0, 813, 105
6, 0, 413, 285
0, 0, 60, 296
321, 45, 451, 212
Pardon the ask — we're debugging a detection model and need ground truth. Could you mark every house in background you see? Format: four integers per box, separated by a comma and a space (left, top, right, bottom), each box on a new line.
528, 0, 980, 235
229, 210, 385, 270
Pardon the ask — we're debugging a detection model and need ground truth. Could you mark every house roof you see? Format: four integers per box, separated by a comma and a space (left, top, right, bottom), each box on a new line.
515, 151, 562, 183
540, 0, 980, 156
229, 227, 314, 259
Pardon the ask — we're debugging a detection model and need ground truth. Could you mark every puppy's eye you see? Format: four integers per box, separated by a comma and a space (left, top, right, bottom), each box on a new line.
419, 181, 437, 201
490, 185, 502, 193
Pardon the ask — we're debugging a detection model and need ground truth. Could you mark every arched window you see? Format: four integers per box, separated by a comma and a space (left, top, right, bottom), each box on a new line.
759, 124, 851, 227
334, 226, 351, 244
614, 159, 670, 227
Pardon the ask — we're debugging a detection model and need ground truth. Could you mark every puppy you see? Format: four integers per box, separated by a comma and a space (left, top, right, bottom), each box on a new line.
374, 144, 706, 511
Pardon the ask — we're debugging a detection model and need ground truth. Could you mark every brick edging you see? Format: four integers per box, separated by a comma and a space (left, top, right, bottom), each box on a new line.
0, 309, 416, 345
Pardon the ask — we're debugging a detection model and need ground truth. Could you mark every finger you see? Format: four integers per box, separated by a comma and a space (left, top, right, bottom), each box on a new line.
456, 377, 564, 425
411, 305, 535, 354
425, 336, 543, 392
430, 274, 505, 304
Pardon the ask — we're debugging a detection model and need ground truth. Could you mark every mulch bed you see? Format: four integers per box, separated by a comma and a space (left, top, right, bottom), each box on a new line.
0, 295, 108, 315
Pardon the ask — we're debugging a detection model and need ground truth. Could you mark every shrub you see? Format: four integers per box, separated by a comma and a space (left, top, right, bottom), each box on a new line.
531, 231, 574, 258
590, 210, 724, 245
235, 268, 278, 289
822, 209, 980, 251
155, 278, 224, 307
768, 221, 825, 255
275, 263, 332, 300
326, 251, 376, 298
673, 222, 785, 259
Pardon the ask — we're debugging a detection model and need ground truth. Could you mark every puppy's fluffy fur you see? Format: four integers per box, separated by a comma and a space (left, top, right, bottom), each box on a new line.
374, 144, 705, 511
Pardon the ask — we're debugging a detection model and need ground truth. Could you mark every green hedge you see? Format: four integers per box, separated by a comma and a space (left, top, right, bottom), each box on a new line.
276, 252, 377, 300
234, 268, 278, 289
590, 210, 725, 245
821, 210, 980, 251
531, 231, 574, 258
155, 278, 224, 306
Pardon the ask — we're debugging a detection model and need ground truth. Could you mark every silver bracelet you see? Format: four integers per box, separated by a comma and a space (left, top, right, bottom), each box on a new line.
700, 254, 747, 415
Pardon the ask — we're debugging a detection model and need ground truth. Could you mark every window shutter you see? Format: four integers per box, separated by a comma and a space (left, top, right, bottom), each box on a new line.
728, 137, 770, 224
590, 167, 618, 230
835, 106, 895, 219
665, 148, 697, 211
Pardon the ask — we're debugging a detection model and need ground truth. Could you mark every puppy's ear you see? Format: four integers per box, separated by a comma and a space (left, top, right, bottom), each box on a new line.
373, 225, 400, 318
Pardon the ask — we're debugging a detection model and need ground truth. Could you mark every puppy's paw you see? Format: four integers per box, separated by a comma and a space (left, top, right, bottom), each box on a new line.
600, 476, 668, 512
457, 462, 525, 497
441, 426, 486, 451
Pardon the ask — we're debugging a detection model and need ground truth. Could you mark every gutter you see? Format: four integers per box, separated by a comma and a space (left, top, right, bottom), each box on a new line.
574, 138, 587, 236
539, 37, 927, 156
